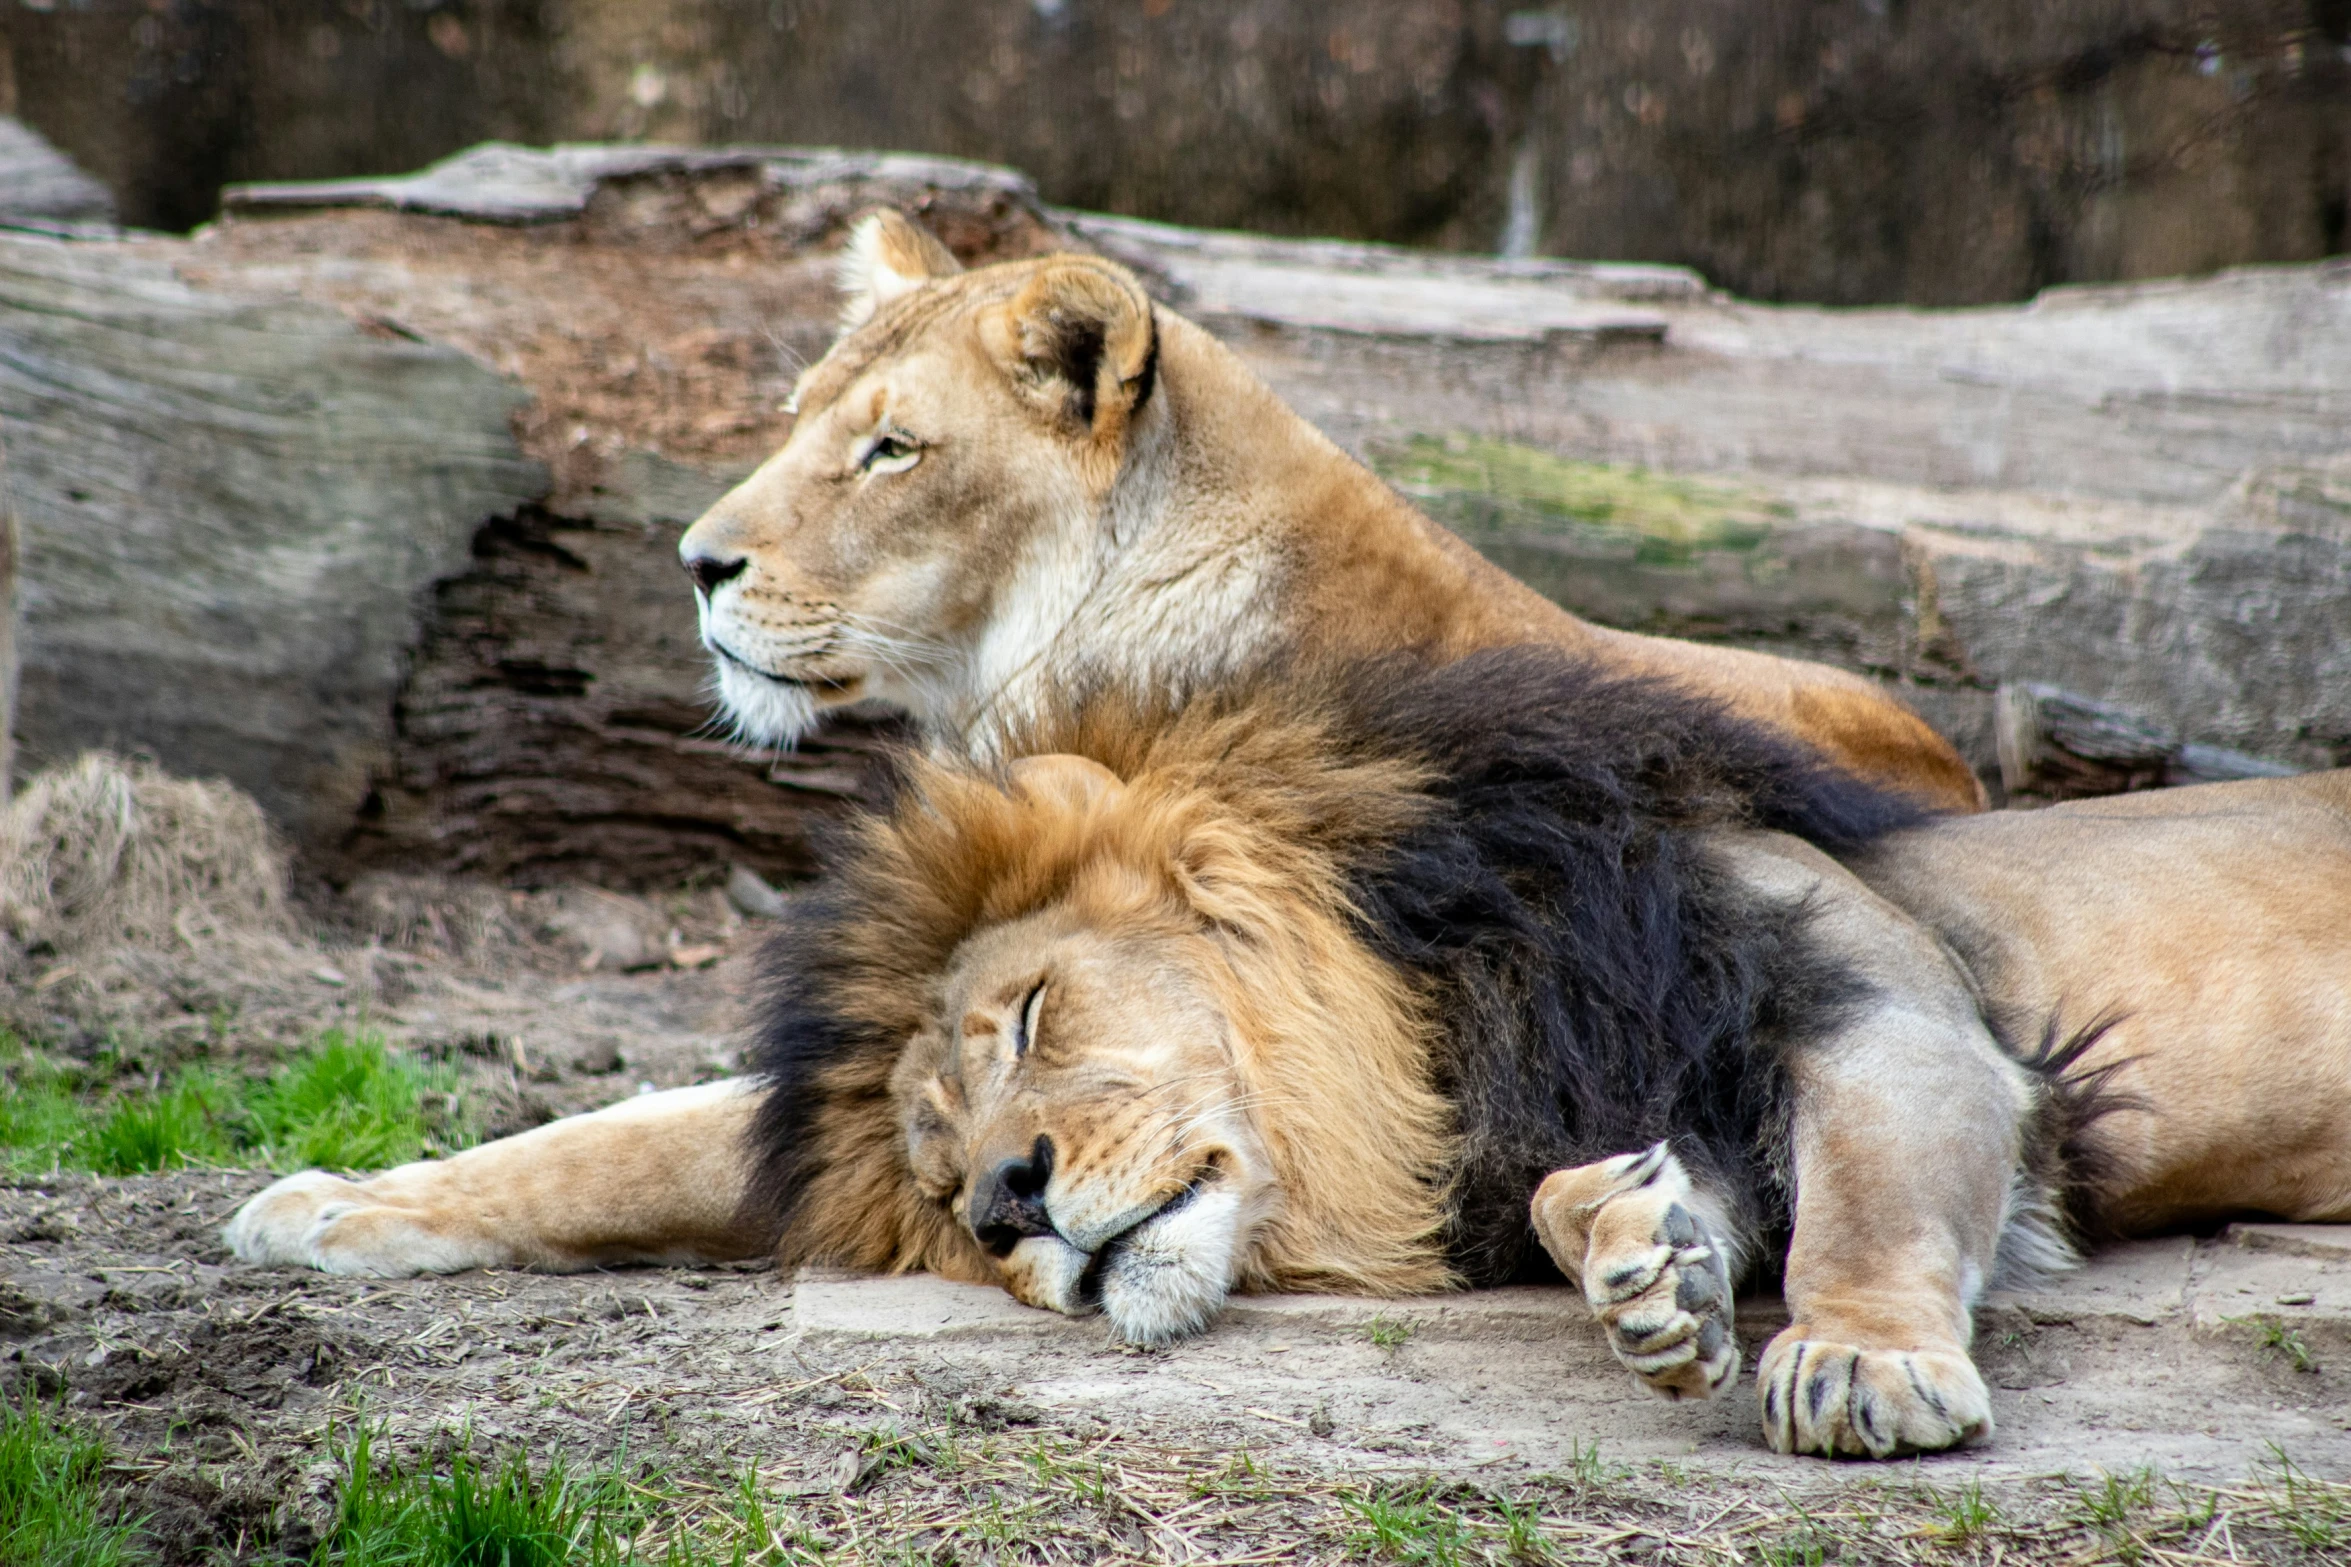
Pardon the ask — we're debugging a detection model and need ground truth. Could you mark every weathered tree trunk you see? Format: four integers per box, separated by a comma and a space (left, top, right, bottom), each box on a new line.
0, 233, 546, 847
1993, 683, 2302, 802
3, 148, 1066, 885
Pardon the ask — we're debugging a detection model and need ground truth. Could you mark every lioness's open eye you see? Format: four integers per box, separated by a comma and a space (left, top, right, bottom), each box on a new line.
860, 431, 921, 475
1013, 981, 1047, 1059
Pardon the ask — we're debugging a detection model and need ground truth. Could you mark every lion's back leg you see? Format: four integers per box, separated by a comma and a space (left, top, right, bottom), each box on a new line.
225, 1079, 771, 1276
1716, 833, 2046, 1458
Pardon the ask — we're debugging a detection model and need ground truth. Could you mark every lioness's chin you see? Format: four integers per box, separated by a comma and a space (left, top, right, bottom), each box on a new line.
712, 658, 822, 746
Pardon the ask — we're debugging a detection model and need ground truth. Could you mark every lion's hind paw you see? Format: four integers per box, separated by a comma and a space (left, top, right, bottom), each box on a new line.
1530, 1143, 1740, 1402
1758, 1337, 1992, 1457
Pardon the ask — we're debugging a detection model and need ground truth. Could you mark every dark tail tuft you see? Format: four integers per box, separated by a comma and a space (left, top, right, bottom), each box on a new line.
2009, 1010, 2140, 1241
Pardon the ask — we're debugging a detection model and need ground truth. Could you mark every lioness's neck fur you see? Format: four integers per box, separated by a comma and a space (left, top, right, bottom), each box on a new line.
682, 213, 1983, 809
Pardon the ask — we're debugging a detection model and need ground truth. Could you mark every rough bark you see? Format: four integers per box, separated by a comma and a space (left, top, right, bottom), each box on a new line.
1993, 683, 2301, 802
0, 115, 113, 226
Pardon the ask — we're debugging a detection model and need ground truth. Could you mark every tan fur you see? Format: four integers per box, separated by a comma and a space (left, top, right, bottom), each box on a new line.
1848, 771, 2351, 1231
224, 747, 2351, 1455
225, 210, 2351, 1457
680, 210, 1984, 810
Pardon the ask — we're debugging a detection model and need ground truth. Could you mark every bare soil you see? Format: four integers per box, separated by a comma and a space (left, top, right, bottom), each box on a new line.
4, 1163, 2348, 1561
4, 875, 2348, 1563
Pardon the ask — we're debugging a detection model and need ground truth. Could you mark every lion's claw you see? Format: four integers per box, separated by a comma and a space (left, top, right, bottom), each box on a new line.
1757, 1336, 1991, 1457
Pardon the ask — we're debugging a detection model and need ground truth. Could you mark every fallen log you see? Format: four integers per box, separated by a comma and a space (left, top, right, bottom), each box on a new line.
1993, 683, 2301, 802
8, 142, 2346, 884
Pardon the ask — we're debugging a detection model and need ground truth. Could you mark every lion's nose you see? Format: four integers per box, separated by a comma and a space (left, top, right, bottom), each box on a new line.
682, 549, 748, 597
969, 1135, 1057, 1256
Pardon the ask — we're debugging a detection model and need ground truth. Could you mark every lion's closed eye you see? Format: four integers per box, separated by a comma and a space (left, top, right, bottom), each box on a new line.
1014, 981, 1047, 1058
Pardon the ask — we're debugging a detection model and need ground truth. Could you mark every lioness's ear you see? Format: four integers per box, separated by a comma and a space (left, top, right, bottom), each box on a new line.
837, 210, 962, 331
980, 260, 1158, 445
1007, 754, 1126, 816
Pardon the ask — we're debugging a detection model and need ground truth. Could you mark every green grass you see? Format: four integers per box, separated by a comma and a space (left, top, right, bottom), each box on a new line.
1340, 1484, 1475, 1566
1363, 1312, 1419, 1350
319, 1426, 650, 1567
1371, 435, 1787, 565
2252, 1317, 2319, 1373
1927, 1478, 2000, 1544
22, 1403, 2351, 1567
0, 1030, 473, 1177
314, 1427, 837, 1567
0, 1395, 150, 1567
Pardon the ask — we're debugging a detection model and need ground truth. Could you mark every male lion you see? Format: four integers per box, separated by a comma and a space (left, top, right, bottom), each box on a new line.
229, 650, 2351, 1457
674, 210, 1984, 810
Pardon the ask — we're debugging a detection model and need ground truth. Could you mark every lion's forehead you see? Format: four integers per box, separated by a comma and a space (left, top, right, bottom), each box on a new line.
788, 269, 1031, 424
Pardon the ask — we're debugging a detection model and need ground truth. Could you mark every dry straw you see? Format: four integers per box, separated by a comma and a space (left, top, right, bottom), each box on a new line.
0, 751, 292, 953
0, 752, 306, 1041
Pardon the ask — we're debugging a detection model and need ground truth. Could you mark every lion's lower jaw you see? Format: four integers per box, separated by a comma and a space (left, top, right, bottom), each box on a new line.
1096, 1185, 1248, 1348
711, 657, 823, 747
1003, 1190, 1248, 1347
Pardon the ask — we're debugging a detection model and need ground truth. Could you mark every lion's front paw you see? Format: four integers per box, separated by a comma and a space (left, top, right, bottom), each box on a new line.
224, 1170, 472, 1277
1757, 1335, 1992, 1457
1531, 1143, 1739, 1402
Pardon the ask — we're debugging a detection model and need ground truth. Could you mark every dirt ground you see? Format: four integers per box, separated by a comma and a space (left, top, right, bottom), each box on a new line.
5, 868, 2350, 1562
4, 1139, 2349, 1560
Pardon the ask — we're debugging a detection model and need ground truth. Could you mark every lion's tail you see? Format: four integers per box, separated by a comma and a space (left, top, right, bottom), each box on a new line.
1992, 1011, 2139, 1288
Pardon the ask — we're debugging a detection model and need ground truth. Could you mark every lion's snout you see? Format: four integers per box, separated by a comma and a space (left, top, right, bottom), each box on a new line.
966, 1133, 1059, 1256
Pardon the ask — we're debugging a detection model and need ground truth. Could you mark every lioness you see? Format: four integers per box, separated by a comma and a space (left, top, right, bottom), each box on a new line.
677, 211, 1984, 810
228, 651, 2351, 1457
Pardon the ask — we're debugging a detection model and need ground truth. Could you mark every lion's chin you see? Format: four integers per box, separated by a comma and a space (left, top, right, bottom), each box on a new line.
997, 1184, 1248, 1348
1003, 1186, 1247, 1348
1096, 1182, 1246, 1347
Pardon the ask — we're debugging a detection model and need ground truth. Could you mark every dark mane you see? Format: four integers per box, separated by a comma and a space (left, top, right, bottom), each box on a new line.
1329, 650, 1933, 1285
741, 645, 1940, 1282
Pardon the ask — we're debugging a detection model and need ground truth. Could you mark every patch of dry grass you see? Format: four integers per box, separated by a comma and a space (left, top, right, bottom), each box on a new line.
370, 1416, 2347, 1566
0, 752, 320, 1046
0, 751, 291, 952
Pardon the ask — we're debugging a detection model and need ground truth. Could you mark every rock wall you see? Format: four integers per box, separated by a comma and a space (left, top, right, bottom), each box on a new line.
8, 2, 2348, 306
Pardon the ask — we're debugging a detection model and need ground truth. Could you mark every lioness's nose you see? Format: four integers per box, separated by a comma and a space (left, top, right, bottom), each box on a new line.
682, 549, 748, 597
968, 1135, 1057, 1256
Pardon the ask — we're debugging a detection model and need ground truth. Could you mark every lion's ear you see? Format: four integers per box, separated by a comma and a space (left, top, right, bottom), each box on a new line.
979, 260, 1158, 445
837, 210, 962, 331
1007, 754, 1126, 816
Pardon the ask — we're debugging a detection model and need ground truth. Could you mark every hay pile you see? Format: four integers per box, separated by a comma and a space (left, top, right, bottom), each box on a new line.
0, 753, 317, 1049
